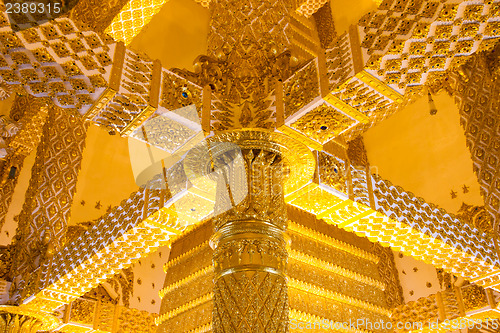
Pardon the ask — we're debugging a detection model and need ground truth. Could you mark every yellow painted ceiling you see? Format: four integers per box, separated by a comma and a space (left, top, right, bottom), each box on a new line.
330, 0, 377, 34
128, 0, 210, 70
363, 91, 483, 213
0, 0, 485, 313
70, 126, 139, 224
71, 0, 210, 224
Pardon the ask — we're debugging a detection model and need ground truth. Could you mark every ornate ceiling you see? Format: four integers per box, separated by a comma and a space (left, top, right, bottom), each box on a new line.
0, 0, 499, 331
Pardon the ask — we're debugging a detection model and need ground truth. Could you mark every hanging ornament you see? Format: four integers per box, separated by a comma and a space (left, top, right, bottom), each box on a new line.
427, 89, 438, 115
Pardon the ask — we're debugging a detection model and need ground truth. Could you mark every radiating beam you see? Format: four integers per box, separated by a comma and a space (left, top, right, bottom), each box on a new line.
284, 0, 500, 146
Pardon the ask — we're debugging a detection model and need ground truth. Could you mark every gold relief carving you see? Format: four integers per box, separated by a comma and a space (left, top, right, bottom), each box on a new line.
10, 106, 88, 303
0, 95, 48, 230
105, 0, 172, 45
296, 0, 328, 18
159, 302, 213, 333
133, 116, 196, 152
447, 46, 500, 243
69, 0, 131, 33
319, 0, 500, 139
157, 293, 212, 325
312, 1, 336, 49
0, 18, 114, 111
284, 60, 319, 118
370, 174, 499, 284
441, 289, 461, 319
159, 266, 213, 303
318, 151, 348, 192
346, 136, 368, 167
456, 203, 493, 239
290, 103, 355, 144
106, 267, 134, 307
289, 250, 384, 290
163, 241, 210, 272
288, 278, 390, 316
213, 238, 288, 275
342, 87, 423, 141
461, 284, 488, 311
158, 222, 214, 331
278, 125, 323, 151
89, 48, 160, 136
33, 186, 178, 312
0, 305, 60, 331
53, 297, 159, 333
160, 71, 203, 116
214, 272, 288, 332
8, 101, 49, 156
325, 32, 355, 91
293, 223, 375, 276
97, 302, 115, 331
200, 130, 293, 332
392, 294, 440, 329
69, 298, 96, 325
287, 221, 378, 263
184, 129, 315, 196
372, 243, 404, 310
116, 306, 157, 333
290, 186, 344, 217
391, 284, 494, 332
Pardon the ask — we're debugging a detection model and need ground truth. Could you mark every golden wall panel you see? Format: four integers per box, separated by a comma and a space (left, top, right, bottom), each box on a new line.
392, 284, 496, 332
158, 206, 399, 332
158, 221, 213, 333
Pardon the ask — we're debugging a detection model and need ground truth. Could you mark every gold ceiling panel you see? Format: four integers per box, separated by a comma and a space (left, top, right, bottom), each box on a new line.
317, 0, 500, 140
4, 1, 500, 327
105, 0, 331, 44
295, 0, 329, 18
290, 103, 356, 144
105, 0, 171, 45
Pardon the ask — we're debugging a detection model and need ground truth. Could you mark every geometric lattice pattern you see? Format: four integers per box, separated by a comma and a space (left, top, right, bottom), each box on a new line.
392, 284, 498, 332
448, 48, 500, 237
10, 107, 88, 302
288, 0, 500, 146
214, 271, 289, 332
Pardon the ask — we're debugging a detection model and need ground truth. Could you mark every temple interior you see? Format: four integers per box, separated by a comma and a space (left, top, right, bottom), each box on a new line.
0, 0, 500, 332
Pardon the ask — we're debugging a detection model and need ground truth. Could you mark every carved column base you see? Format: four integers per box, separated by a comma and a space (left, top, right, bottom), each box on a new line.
212, 221, 289, 333
214, 270, 288, 332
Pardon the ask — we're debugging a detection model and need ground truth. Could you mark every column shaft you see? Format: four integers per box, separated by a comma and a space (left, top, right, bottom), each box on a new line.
211, 148, 289, 333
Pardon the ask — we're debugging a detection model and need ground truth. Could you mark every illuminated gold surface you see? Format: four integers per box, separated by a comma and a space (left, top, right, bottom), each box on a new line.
392, 284, 500, 333
0, 0, 500, 331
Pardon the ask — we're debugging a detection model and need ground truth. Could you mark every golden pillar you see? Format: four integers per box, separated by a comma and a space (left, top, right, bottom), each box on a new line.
184, 130, 314, 332
211, 148, 288, 332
